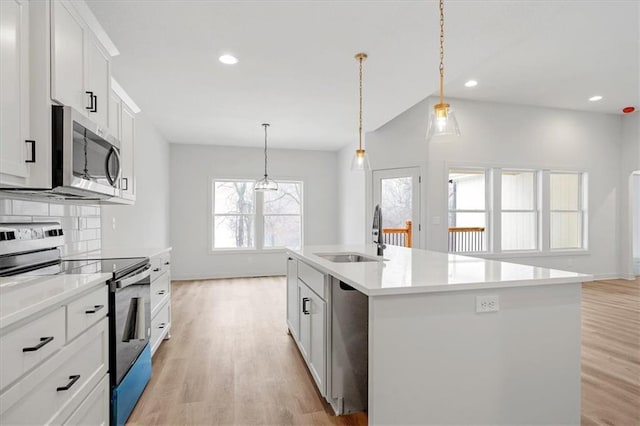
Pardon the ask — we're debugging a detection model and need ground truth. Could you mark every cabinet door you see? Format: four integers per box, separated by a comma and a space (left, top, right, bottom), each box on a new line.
51, 0, 87, 113
86, 35, 110, 128
0, 0, 30, 182
308, 290, 326, 396
286, 258, 299, 339
298, 281, 311, 360
108, 91, 121, 139
120, 104, 135, 199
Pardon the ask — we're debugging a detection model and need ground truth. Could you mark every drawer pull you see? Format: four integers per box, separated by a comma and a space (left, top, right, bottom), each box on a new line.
164, 261, 170, 265
302, 297, 310, 315
157, 290, 166, 295
158, 323, 166, 329
22, 336, 54, 352
56, 375, 80, 392
153, 268, 161, 272
85, 304, 105, 314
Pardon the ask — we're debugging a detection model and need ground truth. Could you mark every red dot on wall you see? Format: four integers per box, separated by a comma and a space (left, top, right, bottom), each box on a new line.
622, 106, 635, 114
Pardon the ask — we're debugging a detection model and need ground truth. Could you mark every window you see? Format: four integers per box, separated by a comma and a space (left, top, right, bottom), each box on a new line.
263, 182, 303, 249
501, 170, 537, 250
446, 167, 587, 255
550, 172, 584, 249
448, 169, 487, 252
211, 179, 303, 250
212, 180, 256, 249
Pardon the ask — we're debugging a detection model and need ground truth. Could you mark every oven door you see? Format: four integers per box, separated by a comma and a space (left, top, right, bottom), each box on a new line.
110, 264, 151, 387
52, 106, 120, 198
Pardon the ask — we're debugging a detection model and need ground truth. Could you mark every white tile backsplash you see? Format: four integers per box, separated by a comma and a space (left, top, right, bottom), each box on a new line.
0, 197, 101, 255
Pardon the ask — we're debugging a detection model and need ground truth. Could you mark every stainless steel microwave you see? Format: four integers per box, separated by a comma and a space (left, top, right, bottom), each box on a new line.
50, 105, 121, 199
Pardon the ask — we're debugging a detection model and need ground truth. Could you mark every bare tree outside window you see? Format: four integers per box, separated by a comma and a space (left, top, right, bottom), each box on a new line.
213, 181, 255, 249
264, 182, 302, 249
380, 177, 412, 229
212, 179, 303, 250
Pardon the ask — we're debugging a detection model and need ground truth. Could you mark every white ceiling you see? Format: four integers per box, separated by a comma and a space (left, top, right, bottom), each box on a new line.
86, 0, 639, 151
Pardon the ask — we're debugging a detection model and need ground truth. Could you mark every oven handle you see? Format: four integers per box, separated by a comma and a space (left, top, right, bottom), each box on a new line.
115, 264, 152, 289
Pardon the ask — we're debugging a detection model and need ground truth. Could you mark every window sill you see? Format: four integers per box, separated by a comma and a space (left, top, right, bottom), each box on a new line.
461, 249, 590, 259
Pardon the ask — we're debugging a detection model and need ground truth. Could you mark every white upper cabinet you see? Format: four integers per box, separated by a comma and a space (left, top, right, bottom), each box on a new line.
50, 0, 85, 113
86, 34, 111, 128
51, 0, 111, 129
0, 0, 31, 185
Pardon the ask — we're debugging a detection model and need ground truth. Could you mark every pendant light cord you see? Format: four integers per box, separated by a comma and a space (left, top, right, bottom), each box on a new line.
358, 55, 364, 151
263, 123, 269, 177
439, 0, 445, 105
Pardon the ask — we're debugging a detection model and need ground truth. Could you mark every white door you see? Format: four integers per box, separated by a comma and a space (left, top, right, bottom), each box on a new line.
373, 167, 421, 248
0, 0, 30, 182
286, 258, 299, 339
86, 35, 110, 128
51, 0, 87, 113
308, 290, 326, 396
298, 282, 311, 360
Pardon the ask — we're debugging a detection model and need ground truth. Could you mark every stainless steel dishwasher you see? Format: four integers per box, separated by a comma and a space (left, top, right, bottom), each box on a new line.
330, 278, 369, 415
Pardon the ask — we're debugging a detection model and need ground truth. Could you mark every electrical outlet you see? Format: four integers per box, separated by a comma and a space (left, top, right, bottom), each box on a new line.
476, 295, 499, 313
112, 217, 116, 230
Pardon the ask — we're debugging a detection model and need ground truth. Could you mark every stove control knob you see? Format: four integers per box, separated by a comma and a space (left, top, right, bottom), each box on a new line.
0, 232, 5, 241
6, 231, 16, 240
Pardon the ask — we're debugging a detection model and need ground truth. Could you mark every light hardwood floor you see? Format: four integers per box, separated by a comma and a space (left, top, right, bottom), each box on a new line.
128, 277, 639, 426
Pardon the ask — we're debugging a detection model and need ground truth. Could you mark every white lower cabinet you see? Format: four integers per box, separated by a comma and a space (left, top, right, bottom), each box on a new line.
64, 374, 109, 426
150, 250, 172, 356
0, 285, 109, 426
288, 258, 327, 397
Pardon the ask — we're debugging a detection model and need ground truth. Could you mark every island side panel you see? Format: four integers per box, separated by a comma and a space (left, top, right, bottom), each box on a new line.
368, 283, 581, 425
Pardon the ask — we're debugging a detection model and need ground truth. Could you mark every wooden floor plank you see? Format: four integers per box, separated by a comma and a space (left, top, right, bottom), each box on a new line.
128, 276, 640, 425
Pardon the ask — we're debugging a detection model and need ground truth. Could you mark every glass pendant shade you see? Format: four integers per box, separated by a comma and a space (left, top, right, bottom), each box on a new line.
426, 102, 461, 142
350, 149, 371, 171
254, 174, 278, 191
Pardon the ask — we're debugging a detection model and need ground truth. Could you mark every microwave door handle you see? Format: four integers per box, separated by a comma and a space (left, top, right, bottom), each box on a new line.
105, 147, 121, 186
115, 265, 151, 289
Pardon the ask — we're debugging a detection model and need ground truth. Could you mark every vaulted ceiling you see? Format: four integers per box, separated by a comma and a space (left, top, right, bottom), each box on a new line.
87, 0, 639, 150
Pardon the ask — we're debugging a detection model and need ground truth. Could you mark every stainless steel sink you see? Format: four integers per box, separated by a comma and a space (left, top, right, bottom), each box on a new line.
315, 253, 382, 263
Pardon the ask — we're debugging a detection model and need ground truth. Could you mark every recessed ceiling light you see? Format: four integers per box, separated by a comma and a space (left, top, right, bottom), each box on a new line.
464, 80, 478, 88
219, 54, 238, 65
588, 95, 603, 102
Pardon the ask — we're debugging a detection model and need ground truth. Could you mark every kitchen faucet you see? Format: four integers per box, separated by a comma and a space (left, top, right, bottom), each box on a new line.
372, 204, 386, 256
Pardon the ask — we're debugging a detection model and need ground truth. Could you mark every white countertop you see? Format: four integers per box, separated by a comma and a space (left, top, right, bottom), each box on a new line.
288, 244, 592, 296
0, 273, 112, 330
63, 246, 172, 260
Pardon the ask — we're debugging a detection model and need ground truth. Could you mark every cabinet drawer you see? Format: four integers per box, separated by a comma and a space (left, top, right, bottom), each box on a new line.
150, 301, 170, 355
66, 285, 108, 342
0, 319, 108, 425
150, 253, 171, 282
298, 261, 326, 299
0, 307, 66, 391
63, 374, 109, 426
151, 272, 170, 315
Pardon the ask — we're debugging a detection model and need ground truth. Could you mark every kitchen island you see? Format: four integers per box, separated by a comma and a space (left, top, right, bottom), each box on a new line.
286, 244, 591, 425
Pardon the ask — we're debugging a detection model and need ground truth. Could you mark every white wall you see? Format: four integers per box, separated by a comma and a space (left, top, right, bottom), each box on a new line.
170, 144, 339, 280
338, 145, 365, 244
101, 114, 171, 249
357, 97, 626, 279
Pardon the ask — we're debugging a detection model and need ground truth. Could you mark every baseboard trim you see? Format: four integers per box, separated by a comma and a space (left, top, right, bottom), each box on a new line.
592, 273, 636, 281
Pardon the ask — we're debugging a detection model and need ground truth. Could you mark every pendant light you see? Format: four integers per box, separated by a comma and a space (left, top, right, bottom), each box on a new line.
426, 0, 461, 142
254, 123, 278, 191
351, 52, 371, 171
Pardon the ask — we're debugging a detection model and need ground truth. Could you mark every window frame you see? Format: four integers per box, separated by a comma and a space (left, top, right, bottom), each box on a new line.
499, 169, 540, 252
447, 167, 490, 253
262, 180, 304, 251
445, 164, 588, 257
209, 178, 303, 253
548, 171, 587, 251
